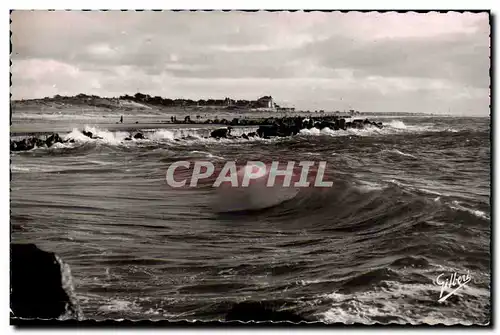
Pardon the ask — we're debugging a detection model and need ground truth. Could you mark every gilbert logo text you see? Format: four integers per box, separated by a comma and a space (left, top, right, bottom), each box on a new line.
435, 270, 471, 303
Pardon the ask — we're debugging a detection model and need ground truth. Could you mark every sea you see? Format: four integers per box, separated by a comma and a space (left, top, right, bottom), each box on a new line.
10, 108, 491, 324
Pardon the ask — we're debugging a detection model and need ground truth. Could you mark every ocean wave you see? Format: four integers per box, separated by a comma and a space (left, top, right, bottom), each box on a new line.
448, 201, 490, 220
299, 126, 385, 137
297, 120, 451, 138
355, 180, 388, 192
320, 279, 489, 324
145, 129, 176, 141
11, 165, 32, 173
386, 120, 407, 129
382, 149, 418, 159
386, 120, 462, 133
61, 126, 262, 145
385, 120, 427, 131
189, 151, 225, 160
64, 127, 129, 145
11, 164, 70, 173
97, 299, 142, 313
385, 179, 447, 198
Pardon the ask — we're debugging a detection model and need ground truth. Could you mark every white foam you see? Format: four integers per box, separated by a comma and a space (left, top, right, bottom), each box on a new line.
319, 127, 335, 135
384, 149, 418, 159
97, 299, 141, 313
11, 165, 31, 173
11, 164, 67, 173
148, 129, 175, 141
356, 180, 387, 192
448, 200, 490, 220
299, 128, 321, 135
84, 126, 129, 144
189, 150, 225, 160
299, 125, 393, 138
49, 142, 71, 149
386, 120, 407, 129
320, 280, 489, 324
418, 188, 443, 196
64, 128, 92, 142
64, 126, 131, 145
385, 119, 454, 133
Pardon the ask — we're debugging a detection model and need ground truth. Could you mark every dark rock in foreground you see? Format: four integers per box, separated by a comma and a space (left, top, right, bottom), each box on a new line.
133, 132, 145, 139
210, 127, 232, 139
225, 301, 309, 322
10, 243, 81, 320
45, 133, 63, 147
10, 133, 66, 152
82, 130, 93, 139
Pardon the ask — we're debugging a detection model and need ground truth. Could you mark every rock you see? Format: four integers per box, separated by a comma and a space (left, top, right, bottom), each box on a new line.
210, 127, 231, 139
10, 138, 36, 152
45, 133, 63, 147
241, 134, 249, 140
38, 138, 47, 146
133, 132, 145, 139
352, 120, 364, 129
339, 118, 346, 130
82, 131, 93, 139
124, 137, 132, 141
278, 125, 300, 137
257, 125, 278, 138
10, 140, 21, 152
10, 243, 81, 320
316, 120, 335, 130
225, 301, 308, 322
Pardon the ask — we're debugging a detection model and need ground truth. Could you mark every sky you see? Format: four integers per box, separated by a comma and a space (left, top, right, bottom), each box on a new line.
10, 10, 490, 115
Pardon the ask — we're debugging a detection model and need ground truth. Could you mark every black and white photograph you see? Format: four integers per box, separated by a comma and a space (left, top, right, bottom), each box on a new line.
9, 9, 491, 326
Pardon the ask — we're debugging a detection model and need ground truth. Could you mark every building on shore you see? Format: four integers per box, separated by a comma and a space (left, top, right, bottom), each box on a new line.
256, 96, 274, 109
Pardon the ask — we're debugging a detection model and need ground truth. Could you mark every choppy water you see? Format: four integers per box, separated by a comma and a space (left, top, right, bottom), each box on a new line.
10, 113, 491, 324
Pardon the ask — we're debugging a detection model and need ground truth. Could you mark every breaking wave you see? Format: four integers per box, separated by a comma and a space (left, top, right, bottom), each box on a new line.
297, 120, 457, 138
382, 149, 418, 159
448, 200, 490, 220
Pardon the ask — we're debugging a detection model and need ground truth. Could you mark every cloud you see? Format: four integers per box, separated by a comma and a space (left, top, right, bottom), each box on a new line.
10, 10, 490, 115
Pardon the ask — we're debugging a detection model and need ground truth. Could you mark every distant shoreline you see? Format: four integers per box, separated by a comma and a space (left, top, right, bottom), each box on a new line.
11, 94, 441, 117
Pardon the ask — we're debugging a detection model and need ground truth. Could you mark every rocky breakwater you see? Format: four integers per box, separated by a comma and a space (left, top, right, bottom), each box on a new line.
10, 133, 73, 152
10, 116, 383, 151
10, 130, 107, 152
210, 116, 383, 139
